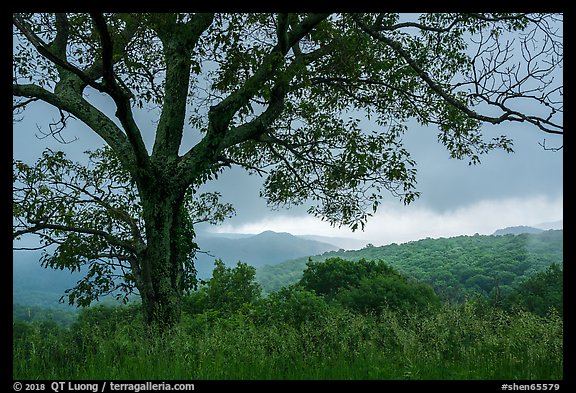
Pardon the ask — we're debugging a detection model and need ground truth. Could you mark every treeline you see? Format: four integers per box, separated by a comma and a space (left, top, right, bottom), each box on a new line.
167, 254, 561, 327
256, 230, 563, 303
13, 230, 563, 327
14, 256, 563, 379
13, 304, 78, 328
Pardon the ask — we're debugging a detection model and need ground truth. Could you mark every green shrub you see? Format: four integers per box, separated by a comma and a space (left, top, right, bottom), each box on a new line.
300, 257, 397, 298
253, 285, 335, 326
336, 274, 441, 314
299, 257, 441, 314
183, 260, 262, 317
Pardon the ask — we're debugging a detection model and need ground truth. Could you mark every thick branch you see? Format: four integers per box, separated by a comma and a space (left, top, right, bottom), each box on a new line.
14, 220, 138, 255
207, 13, 330, 134
15, 13, 149, 171
13, 83, 137, 170
276, 13, 290, 53
89, 13, 150, 169
178, 62, 291, 187
50, 13, 69, 60
152, 13, 215, 159
177, 14, 330, 187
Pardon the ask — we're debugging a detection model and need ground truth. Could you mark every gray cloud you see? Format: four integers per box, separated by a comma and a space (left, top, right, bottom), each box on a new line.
13, 91, 563, 239
401, 122, 563, 213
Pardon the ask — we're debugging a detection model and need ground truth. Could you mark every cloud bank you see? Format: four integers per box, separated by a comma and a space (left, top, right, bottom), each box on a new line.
211, 194, 563, 246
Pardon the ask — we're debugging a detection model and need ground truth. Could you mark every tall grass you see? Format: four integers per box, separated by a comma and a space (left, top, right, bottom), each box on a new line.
13, 302, 562, 380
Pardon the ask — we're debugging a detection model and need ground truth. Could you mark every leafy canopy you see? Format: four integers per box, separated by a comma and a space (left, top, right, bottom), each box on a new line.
13, 147, 235, 306
13, 13, 563, 232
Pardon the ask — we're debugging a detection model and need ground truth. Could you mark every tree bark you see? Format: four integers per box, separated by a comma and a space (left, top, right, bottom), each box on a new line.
137, 170, 187, 332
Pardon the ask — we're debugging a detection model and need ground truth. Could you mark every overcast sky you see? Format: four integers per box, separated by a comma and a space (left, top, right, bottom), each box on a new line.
12, 14, 563, 247
12, 96, 563, 247
203, 119, 563, 245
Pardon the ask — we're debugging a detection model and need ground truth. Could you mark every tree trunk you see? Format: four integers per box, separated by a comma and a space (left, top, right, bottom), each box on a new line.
137, 177, 187, 333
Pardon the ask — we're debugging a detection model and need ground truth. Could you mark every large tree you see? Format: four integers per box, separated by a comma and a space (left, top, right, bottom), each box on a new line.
12, 13, 563, 331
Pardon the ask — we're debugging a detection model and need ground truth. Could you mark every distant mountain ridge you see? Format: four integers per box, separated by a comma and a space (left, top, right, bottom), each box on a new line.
534, 219, 563, 230
493, 226, 545, 236
201, 231, 367, 250
194, 230, 339, 278
13, 223, 563, 308
492, 219, 562, 236
256, 229, 563, 295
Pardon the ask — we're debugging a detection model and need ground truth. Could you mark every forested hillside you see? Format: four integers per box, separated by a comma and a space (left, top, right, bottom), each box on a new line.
257, 230, 563, 301
14, 240, 563, 380
14, 229, 563, 380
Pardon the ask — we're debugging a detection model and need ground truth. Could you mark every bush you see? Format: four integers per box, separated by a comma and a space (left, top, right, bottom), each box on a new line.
336, 274, 441, 314
183, 260, 262, 317
253, 285, 336, 326
300, 257, 397, 298
299, 257, 440, 314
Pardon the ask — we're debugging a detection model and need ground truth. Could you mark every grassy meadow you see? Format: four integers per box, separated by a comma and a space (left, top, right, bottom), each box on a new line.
13, 301, 562, 380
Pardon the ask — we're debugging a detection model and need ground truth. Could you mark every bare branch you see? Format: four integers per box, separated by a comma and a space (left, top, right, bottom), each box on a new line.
216, 155, 270, 177
352, 14, 563, 135
539, 139, 563, 152
13, 82, 137, 171
13, 97, 39, 111
34, 108, 79, 144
